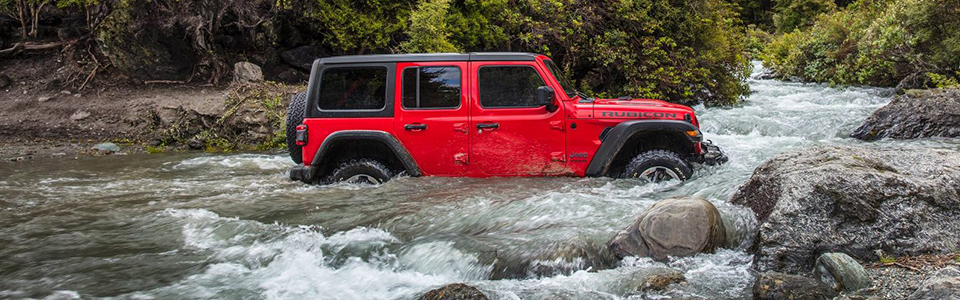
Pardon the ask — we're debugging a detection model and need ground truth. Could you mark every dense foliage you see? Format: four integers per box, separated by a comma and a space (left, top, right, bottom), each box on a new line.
761, 0, 960, 88
1, 0, 751, 105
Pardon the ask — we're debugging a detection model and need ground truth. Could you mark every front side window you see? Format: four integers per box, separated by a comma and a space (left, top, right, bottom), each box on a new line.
478, 66, 546, 108
318, 67, 387, 110
402, 66, 461, 109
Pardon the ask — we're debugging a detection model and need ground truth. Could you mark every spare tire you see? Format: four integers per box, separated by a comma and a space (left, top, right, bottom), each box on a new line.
285, 92, 307, 163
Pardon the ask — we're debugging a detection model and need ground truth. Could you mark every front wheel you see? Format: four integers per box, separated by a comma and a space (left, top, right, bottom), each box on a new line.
621, 150, 693, 183
328, 159, 393, 184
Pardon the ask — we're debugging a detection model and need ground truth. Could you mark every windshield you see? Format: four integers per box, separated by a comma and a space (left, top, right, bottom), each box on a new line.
543, 59, 576, 98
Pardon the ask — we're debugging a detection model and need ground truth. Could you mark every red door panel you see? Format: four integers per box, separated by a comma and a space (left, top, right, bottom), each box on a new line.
469, 62, 566, 175
394, 62, 470, 175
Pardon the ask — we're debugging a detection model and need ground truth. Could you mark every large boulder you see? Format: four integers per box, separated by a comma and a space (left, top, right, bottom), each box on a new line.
608, 197, 726, 260
909, 267, 960, 300
95, 3, 195, 81
852, 88, 960, 140
753, 272, 836, 300
233, 62, 264, 84
731, 146, 960, 273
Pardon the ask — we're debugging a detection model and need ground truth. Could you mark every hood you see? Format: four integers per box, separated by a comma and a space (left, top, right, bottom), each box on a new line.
591, 98, 697, 124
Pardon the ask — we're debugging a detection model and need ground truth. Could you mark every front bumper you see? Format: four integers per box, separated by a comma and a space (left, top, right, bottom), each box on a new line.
699, 140, 728, 166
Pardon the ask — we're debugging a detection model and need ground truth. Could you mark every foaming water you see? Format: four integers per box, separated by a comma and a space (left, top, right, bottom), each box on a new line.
2, 62, 959, 299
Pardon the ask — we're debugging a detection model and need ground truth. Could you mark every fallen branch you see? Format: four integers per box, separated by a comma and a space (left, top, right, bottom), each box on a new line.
143, 80, 189, 85
0, 39, 82, 56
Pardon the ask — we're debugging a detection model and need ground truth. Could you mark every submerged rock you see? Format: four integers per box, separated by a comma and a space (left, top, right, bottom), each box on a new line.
753, 272, 836, 300
92, 142, 121, 153
489, 235, 615, 280
851, 88, 960, 140
815, 253, 872, 293
731, 146, 960, 273
909, 267, 960, 300
418, 283, 489, 300
608, 197, 725, 261
632, 267, 686, 292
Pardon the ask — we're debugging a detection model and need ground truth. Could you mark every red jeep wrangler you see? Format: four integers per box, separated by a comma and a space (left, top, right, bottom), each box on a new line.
286, 53, 726, 184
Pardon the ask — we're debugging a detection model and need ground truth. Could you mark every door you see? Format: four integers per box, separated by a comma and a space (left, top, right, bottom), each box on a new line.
394, 62, 470, 175
469, 62, 566, 175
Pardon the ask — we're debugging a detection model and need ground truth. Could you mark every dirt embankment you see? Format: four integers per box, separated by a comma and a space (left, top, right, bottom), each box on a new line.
0, 53, 304, 161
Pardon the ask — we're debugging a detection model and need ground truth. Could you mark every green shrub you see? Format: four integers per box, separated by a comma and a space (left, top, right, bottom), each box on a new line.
762, 0, 960, 88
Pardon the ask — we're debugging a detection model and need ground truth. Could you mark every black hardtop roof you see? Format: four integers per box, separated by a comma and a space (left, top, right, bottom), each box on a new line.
318, 52, 542, 64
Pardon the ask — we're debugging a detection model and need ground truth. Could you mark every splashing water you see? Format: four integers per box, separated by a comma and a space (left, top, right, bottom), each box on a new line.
2, 62, 960, 299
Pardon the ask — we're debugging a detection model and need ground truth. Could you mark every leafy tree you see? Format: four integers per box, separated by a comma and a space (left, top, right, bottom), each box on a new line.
401, 0, 460, 53
772, 0, 836, 33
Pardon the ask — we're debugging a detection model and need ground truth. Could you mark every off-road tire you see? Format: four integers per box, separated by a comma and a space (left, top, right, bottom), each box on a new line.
285, 92, 307, 163
621, 150, 693, 182
328, 159, 393, 184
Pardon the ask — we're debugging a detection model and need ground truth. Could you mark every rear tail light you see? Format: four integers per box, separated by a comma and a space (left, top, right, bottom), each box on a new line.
295, 125, 308, 146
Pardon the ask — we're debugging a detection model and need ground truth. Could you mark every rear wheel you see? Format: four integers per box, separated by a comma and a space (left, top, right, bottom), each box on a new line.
285, 92, 307, 163
621, 150, 693, 183
328, 159, 393, 184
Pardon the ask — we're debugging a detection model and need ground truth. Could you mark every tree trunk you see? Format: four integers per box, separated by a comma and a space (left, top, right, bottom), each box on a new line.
17, 0, 28, 40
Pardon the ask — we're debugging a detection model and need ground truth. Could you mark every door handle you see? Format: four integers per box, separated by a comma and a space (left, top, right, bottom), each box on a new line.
476, 123, 499, 129
404, 124, 428, 131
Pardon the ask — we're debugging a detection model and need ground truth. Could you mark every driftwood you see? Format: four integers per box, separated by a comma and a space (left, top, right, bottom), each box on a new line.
0, 39, 80, 56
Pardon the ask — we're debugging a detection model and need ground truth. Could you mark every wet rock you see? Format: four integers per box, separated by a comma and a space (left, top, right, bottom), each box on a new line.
608, 197, 726, 261
70, 110, 91, 121
187, 139, 204, 150
753, 272, 836, 300
280, 45, 325, 71
731, 146, 960, 273
851, 88, 960, 140
92, 142, 121, 153
909, 267, 960, 300
233, 62, 263, 84
815, 253, 872, 293
417, 283, 489, 300
755, 68, 779, 80
633, 267, 686, 292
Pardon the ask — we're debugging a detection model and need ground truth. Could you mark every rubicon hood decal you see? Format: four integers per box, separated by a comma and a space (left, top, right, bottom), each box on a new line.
600, 111, 679, 119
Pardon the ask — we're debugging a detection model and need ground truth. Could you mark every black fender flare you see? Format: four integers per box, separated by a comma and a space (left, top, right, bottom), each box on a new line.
585, 120, 701, 177
307, 130, 422, 180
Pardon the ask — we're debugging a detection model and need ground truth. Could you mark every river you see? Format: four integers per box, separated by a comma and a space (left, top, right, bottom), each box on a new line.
2, 62, 959, 299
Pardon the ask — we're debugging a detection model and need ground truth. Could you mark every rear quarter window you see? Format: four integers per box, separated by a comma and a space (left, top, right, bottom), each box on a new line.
318, 67, 388, 110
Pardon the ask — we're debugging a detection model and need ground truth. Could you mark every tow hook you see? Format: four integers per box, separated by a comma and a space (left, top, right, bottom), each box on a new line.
701, 140, 729, 165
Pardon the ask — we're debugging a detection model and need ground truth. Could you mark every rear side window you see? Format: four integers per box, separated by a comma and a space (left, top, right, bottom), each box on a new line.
318, 67, 387, 110
402, 67, 461, 109
478, 66, 545, 108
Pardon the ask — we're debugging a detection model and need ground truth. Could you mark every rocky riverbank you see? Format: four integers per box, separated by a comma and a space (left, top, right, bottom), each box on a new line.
0, 55, 302, 161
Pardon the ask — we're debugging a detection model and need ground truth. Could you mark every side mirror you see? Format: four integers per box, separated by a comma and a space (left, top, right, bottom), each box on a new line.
537, 86, 558, 112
